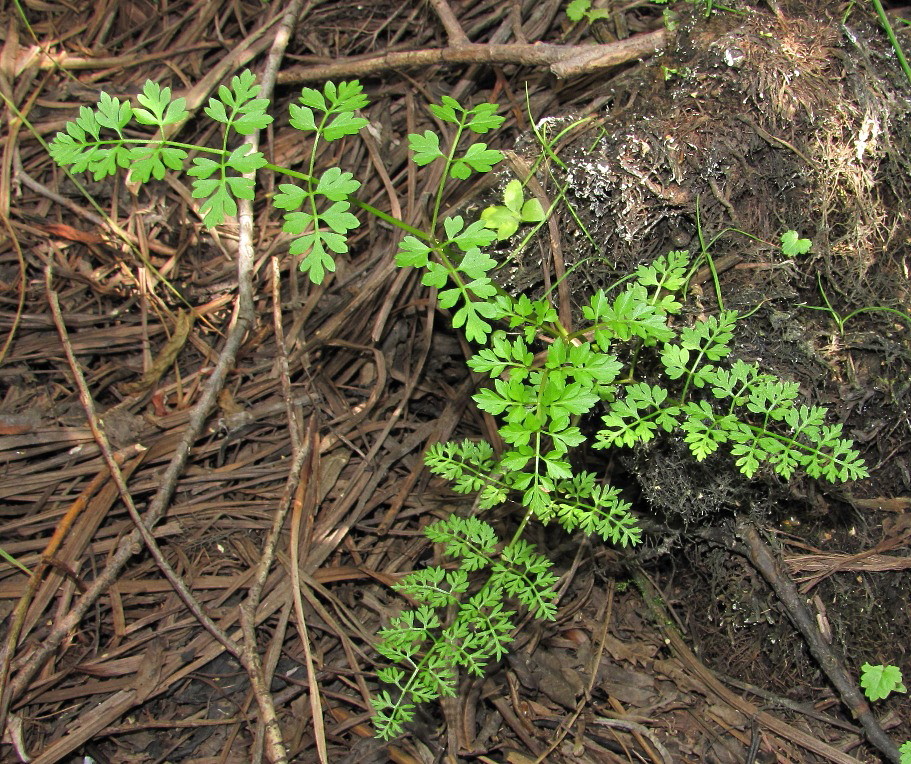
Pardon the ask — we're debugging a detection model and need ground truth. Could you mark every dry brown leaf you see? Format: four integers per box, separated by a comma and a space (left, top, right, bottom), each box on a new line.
120, 309, 194, 395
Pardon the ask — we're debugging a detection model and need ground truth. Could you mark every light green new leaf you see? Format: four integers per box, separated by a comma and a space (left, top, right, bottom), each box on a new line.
781, 229, 812, 256
519, 199, 545, 224
899, 741, 911, 764
481, 180, 545, 240
480, 205, 520, 240
860, 663, 906, 702
566, 0, 591, 21
503, 179, 524, 213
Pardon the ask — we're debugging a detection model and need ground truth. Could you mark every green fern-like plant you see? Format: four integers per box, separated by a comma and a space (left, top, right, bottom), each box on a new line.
50, 71, 869, 742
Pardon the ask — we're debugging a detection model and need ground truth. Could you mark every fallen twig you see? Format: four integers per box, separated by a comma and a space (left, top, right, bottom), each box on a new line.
633, 565, 867, 764
276, 31, 666, 85
735, 519, 902, 764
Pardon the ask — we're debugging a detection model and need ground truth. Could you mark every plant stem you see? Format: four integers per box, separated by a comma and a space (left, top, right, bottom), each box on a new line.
871, 0, 911, 87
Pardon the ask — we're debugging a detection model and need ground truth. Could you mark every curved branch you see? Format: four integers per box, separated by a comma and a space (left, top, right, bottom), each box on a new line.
277, 31, 667, 85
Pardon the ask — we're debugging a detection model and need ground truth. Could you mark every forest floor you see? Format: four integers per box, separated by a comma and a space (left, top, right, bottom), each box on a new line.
0, 0, 910, 762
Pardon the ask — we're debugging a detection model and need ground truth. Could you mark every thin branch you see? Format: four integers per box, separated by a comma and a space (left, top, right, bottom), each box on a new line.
427, 0, 470, 46
735, 520, 902, 764
45, 264, 245, 662
231, 2, 315, 761
276, 31, 667, 84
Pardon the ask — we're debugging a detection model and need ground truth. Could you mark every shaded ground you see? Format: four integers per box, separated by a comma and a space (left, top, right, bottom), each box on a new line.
0, 0, 909, 762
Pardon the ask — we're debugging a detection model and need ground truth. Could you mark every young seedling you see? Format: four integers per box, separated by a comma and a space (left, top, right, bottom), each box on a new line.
860, 663, 911, 762
50, 71, 869, 742
481, 179, 545, 240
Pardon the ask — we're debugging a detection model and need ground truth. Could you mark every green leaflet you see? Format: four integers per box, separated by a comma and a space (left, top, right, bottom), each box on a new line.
50, 72, 871, 744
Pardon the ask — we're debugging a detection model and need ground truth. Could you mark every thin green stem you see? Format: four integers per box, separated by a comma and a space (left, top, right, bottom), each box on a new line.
53, 131, 433, 242
265, 164, 430, 240
305, 113, 327, 247
510, 505, 537, 546
805, 273, 911, 335
871, 0, 911, 87
432, 122, 466, 234
695, 197, 724, 310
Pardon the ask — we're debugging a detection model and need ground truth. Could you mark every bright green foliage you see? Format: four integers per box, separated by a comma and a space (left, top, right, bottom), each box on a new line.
430, 95, 505, 135
861, 663, 907, 702
279, 80, 368, 283
379, 240, 864, 736
49, 73, 871, 744
859, 663, 911, 759
186, 71, 271, 225
290, 80, 368, 139
49, 82, 190, 183
585, 285, 675, 345
635, 249, 689, 314
49, 71, 368, 284
566, 0, 610, 23
395, 97, 507, 342
371, 514, 543, 739
481, 179, 546, 240
781, 229, 812, 256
